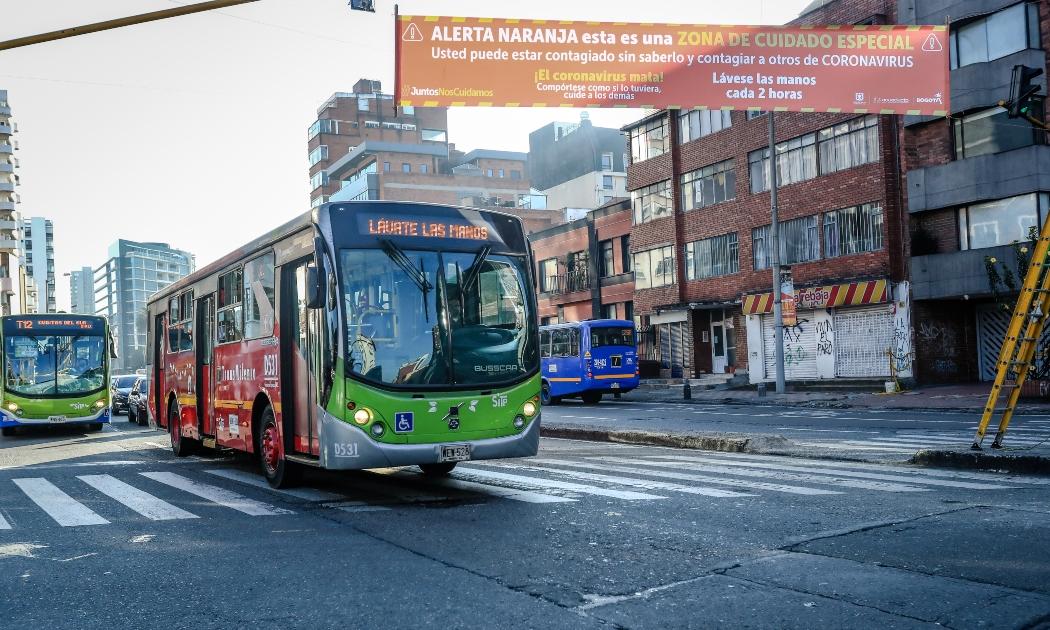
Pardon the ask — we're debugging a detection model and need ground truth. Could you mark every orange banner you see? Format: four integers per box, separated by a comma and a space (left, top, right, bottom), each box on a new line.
743, 279, 889, 315
396, 17, 949, 115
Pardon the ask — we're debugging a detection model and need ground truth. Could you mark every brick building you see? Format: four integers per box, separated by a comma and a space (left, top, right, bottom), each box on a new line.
623, 0, 913, 382
902, 0, 1049, 383
531, 198, 633, 325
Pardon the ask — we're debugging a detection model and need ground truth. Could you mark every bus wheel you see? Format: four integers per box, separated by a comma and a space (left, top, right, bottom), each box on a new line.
169, 402, 197, 457
581, 391, 602, 405
1, 427, 15, 437
259, 407, 300, 488
419, 462, 456, 477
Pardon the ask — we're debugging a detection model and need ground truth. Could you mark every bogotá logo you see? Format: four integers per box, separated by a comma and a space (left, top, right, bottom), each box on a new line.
403, 23, 424, 42
921, 33, 942, 52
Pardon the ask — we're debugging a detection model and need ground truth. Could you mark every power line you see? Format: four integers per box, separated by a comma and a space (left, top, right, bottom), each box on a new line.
164, 0, 356, 44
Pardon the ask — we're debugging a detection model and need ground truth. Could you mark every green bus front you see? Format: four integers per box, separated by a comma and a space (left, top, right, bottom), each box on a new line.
311, 202, 541, 469
0, 315, 112, 433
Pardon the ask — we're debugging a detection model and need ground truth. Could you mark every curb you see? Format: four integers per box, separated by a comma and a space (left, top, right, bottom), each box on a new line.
621, 395, 1050, 416
909, 449, 1050, 475
540, 425, 794, 453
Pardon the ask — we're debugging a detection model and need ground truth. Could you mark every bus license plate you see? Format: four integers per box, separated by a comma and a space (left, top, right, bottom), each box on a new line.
439, 444, 471, 462
611, 383, 620, 389
48, 415, 67, 423
612, 355, 622, 367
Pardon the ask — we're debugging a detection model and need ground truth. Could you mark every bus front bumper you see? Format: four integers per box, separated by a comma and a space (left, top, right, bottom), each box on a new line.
318, 410, 541, 470
0, 407, 111, 427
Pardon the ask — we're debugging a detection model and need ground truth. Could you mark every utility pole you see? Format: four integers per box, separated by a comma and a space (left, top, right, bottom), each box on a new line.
0, 0, 260, 51
769, 112, 786, 394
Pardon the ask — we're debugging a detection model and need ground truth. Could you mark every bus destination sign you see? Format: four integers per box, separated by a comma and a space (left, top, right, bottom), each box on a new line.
3, 317, 104, 334
364, 216, 489, 241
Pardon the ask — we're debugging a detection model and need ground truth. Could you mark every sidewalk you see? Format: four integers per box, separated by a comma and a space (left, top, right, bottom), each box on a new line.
623, 382, 1050, 414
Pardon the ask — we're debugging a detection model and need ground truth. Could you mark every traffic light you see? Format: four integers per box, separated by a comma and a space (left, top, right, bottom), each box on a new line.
348, 0, 375, 11
1007, 64, 1044, 119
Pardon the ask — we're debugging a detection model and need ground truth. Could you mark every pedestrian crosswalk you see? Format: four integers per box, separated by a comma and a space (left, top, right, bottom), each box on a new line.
794, 425, 1050, 453
0, 450, 1044, 531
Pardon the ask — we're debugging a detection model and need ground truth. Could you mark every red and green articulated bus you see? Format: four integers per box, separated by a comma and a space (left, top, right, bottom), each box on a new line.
0, 314, 112, 436
147, 201, 541, 486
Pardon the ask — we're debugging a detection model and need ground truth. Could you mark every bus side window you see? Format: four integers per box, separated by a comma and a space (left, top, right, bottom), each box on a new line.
551, 329, 567, 357
540, 330, 551, 358
569, 328, 580, 357
167, 297, 180, 354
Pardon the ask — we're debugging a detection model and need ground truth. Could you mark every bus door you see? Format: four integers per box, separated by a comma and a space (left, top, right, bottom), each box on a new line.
195, 295, 216, 437
282, 262, 320, 457
153, 314, 165, 428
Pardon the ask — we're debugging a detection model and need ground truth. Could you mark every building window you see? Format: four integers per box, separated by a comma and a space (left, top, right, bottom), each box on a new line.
308, 145, 328, 166
623, 301, 634, 322
383, 161, 391, 172
824, 203, 884, 258
752, 216, 820, 270
628, 117, 669, 163
420, 164, 428, 174
680, 159, 736, 211
217, 268, 243, 344
602, 175, 614, 190
601, 303, 619, 319
401, 105, 415, 115
601, 152, 614, 171
422, 128, 447, 142
621, 235, 631, 273
749, 133, 817, 193
539, 258, 558, 292
958, 192, 1049, 250
950, 2, 1041, 69
954, 106, 1043, 159
242, 253, 275, 339
510, 170, 522, 180
632, 180, 672, 224
678, 108, 732, 144
686, 233, 739, 280
746, 110, 767, 120
633, 245, 676, 290
358, 97, 370, 111
485, 168, 494, 177
402, 163, 411, 173
599, 240, 615, 277
818, 115, 879, 174
498, 169, 505, 178
310, 195, 328, 208
310, 171, 328, 190
308, 119, 338, 139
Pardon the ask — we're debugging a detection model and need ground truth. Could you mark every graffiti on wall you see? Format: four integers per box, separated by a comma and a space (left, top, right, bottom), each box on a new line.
816, 320, 833, 356
891, 315, 912, 372
917, 320, 961, 377
783, 318, 809, 367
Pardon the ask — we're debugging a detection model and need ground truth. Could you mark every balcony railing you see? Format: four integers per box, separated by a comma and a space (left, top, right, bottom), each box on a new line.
543, 269, 591, 295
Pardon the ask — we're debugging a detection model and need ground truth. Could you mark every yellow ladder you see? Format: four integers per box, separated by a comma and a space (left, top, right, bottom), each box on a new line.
973, 214, 1050, 449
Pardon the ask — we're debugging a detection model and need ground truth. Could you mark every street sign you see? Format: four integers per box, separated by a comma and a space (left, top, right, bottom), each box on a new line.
780, 269, 796, 327
396, 16, 950, 115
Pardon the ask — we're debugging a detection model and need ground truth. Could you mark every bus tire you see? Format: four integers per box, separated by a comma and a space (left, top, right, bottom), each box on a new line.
419, 462, 456, 477
259, 406, 300, 488
169, 401, 197, 457
1, 426, 14, 437
581, 391, 602, 405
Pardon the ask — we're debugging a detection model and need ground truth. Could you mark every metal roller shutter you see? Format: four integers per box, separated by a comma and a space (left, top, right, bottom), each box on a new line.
977, 306, 1050, 381
763, 312, 817, 380
834, 305, 894, 377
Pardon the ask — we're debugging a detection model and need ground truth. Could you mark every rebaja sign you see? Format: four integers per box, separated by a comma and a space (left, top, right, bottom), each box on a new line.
396, 17, 950, 115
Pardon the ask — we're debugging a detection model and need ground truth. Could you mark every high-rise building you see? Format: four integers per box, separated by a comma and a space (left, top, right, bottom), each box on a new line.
0, 89, 23, 316
21, 217, 55, 313
528, 114, 629, 211
95, 240, 194, 372
69, 266, 94, 315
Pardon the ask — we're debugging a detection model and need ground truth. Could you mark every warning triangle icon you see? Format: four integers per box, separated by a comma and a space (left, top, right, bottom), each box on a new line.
921, 33, 942, 52
403, 23, 424, 42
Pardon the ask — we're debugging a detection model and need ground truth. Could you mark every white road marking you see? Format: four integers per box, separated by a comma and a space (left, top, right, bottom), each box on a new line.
78, 474, 199, 521
454, 467, 665, 500
139, 472, 294, 516
472, 461, 754, 498
389, 471, 575, 504
204, 469, 344, 502
775, 428, 882, 434
589, 458, 928, 493
526, 459, 841, 496
0, 511, 10, 529
795, 442, 915, 452
647, 455, 1015, 490
13, 478, 110, 526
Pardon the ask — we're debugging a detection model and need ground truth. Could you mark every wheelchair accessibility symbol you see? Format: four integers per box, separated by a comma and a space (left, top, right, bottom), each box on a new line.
394, 411, 414, 434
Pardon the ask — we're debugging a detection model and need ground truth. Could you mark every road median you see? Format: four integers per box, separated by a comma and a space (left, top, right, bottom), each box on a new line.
541, 424, 794, 453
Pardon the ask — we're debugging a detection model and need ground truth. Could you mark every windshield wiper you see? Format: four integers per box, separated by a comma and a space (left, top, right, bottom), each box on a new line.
462, 245, 492, 293
379, 239, 432, 322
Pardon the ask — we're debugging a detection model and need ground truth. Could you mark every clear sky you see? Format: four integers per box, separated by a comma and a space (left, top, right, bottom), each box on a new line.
1, 0, 813, 310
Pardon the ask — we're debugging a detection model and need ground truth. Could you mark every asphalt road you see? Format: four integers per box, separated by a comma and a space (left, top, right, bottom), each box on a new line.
1, 417, 1049, 629
543, 398, 1050, 455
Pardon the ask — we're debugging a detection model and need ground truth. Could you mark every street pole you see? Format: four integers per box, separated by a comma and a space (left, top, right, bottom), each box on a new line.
0, 0, 260, 51
769, 112, 786, 394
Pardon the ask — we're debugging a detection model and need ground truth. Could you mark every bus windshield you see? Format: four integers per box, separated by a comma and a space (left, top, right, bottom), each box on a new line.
341, 247, 536, 387
4, 334, 107, 397
590, 327, 635, 348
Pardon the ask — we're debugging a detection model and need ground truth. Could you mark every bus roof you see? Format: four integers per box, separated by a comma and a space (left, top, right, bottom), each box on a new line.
149, 200, 527, 308
539, 319, 635, 331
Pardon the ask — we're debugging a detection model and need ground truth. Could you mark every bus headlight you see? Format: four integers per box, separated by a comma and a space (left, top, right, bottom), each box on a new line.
370, 422, 385, 437
6, 402, 18, 412
353, 408, 373, 425
513, 415, 526, 430
94, 399, 107, 409
522, 401, 538, 418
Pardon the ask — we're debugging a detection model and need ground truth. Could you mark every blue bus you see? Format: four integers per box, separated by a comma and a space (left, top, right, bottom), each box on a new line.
539, 319, 639, 404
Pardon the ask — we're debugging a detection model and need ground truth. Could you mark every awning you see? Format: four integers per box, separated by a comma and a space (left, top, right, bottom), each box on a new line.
742, 279, 889, 315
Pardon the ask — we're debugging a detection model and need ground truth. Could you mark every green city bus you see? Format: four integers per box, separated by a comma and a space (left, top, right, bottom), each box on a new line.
0, 314, 113, 436
147, 201, 541, 487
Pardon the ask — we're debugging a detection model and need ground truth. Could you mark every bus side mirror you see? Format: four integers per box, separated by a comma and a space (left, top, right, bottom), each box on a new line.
305, 265, 324, 309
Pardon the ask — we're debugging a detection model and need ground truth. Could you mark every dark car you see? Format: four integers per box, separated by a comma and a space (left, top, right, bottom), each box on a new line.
110, 375, 139, 415
128, 377, 149, 426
